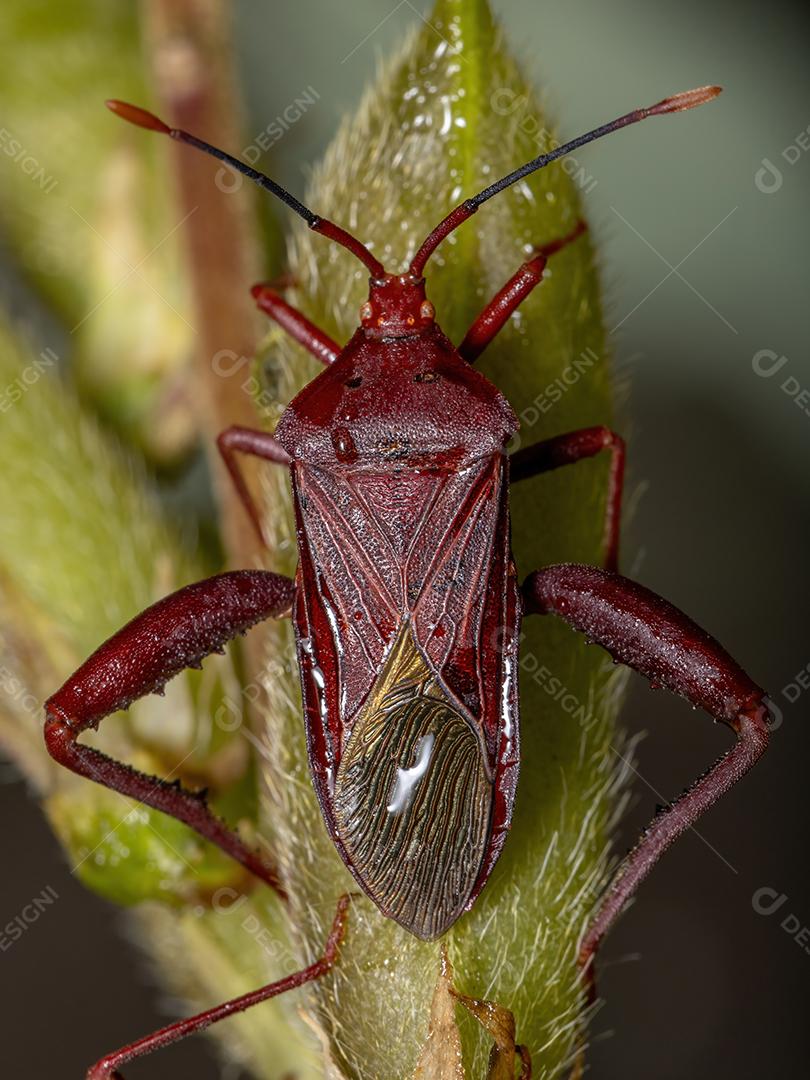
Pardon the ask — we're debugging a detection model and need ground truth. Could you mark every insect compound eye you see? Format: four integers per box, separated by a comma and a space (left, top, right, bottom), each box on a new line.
420, 300, 435, 320
359, 301, 373, 322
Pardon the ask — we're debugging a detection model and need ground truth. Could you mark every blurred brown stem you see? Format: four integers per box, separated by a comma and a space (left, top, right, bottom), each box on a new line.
142, 0, 267, 571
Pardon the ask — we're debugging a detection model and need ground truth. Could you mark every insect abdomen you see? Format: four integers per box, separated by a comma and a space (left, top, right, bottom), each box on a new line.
333, 624, 492, 939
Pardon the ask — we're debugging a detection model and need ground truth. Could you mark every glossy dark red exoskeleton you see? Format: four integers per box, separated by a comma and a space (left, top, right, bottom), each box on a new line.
42, 85, 771, 1078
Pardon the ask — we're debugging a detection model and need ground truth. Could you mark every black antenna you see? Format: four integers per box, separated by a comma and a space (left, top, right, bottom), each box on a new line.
409, 85, 722, 276
106, 100, 385, 278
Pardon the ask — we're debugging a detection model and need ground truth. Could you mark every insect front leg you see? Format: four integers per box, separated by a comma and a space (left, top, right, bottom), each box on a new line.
457, 220, 586, 363
44, 569, 296, 898
86, 893, 352, 1079
251, 282, 340, 365
511, 426, 625, 571
522, 563, 771, 1000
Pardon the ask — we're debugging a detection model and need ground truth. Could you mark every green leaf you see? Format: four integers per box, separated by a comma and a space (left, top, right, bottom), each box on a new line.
255, 1, 627, 1075
0, 1, 196, 463
46, 785, 243, 906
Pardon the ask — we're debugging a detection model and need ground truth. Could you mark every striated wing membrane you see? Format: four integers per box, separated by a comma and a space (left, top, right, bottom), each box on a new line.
333, 624, 492, 939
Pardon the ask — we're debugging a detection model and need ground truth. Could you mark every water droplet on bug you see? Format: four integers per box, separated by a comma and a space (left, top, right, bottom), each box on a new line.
387, 733, 435, 815
332, 425, 358, 463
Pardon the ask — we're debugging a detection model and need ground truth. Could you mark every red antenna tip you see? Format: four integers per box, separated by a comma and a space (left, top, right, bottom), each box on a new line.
646, 85, 723, 118
105, 100, 171, 135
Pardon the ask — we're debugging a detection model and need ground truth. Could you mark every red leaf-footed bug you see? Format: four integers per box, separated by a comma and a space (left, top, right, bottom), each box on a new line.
42, 84, 771, 1079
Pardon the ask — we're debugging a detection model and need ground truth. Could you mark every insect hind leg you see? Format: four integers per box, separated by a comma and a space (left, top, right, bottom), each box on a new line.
44, 570, 295, 898
522, 562, 770, 1001
86, 894, 352, 1079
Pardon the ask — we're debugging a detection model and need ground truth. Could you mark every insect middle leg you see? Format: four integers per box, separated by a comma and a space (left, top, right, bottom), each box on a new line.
216, 426, 294, 548
458, 219, 587, 363
511, 427, 625, 571
44, 569, 296, 897
521, 563, 771, 1000
86, 893, 352, 1079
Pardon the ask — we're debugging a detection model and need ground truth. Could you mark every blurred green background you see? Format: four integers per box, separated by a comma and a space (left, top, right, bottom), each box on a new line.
2, 0, 808, 1077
